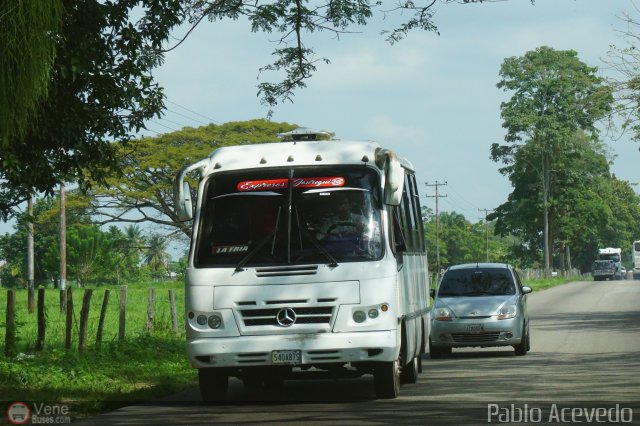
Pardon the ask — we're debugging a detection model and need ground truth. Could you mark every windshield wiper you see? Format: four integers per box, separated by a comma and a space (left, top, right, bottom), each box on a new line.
234, 230, 277, 273
235, 206, 282, 273
298, 227, 339, 268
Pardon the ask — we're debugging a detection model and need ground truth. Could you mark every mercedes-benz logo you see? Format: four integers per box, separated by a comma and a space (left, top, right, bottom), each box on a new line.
276, 307, 297, 327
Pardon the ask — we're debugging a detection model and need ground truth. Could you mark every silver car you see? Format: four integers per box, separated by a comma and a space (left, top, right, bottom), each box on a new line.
429, 263, 532, 358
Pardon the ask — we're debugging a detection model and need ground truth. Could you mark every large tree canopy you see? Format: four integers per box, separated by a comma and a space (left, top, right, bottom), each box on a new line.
0, 0, 184, 217
490, 47, 621, 271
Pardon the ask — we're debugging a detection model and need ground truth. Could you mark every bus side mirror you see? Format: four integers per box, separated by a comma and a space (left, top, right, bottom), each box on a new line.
174, 181, 193, 222
384, 153, 404, 206
173, 158, 209, 222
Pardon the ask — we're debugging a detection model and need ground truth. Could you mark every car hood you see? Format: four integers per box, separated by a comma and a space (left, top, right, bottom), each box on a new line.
436, 295, 517, 317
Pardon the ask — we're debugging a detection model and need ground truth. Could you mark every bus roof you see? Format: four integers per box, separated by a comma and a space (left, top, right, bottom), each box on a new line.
201, 140, 416, 175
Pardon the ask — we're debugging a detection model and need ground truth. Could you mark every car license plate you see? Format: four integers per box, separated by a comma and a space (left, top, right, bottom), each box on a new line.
465, 324, 484, 334
272, 350, 301, 365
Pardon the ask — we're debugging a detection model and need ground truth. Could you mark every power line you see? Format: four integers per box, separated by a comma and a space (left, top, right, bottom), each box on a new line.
165, 99, 221, 124
165, 108, 210, 126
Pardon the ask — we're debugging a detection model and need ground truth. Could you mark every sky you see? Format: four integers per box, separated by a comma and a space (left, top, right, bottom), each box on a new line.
148, 0, 640, 223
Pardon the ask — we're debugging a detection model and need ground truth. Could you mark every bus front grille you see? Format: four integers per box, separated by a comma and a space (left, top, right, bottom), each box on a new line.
240, 306, 334, 326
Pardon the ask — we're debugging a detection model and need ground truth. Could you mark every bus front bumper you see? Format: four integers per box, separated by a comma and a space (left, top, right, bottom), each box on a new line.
187, 330, 399, 369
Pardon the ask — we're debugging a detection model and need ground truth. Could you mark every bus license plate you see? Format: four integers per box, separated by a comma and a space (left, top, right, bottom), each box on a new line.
465, 324, 484, 334
272, 350, 301, 365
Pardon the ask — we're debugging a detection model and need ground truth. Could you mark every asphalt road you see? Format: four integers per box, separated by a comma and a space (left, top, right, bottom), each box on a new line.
77, 279, 640, 425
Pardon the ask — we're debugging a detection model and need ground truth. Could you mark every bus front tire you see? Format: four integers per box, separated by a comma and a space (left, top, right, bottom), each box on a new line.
199, 368, 229, 402
374, 359, 400, 399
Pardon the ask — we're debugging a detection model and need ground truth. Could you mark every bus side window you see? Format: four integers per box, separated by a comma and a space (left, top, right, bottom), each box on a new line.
391, 207, 407, 253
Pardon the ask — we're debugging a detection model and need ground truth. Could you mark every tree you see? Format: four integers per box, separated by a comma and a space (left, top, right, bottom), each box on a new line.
422, 208, 512, 271
0, 0, 185, 217
491, 46, 613, 275
0, 194, 92, 287
491, 128, 640, 272
0, 1, 63, 144
43, 225, 118, 287
89, 119, 298, 238
606, 4, 640, 144
144, 233, 169, 275
179, 1, 532, 106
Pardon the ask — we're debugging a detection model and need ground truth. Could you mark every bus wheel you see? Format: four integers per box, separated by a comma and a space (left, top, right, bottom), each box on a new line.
400, 356, 419, 384
374, 359, 400, 399
199, 368, 228, 402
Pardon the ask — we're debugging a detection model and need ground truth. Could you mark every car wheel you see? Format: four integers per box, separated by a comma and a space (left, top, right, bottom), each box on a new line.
400, 355, 419, 384
374, 359, 400, 399
429, 337, 442, 359
514, 323, 529, 356
199, 367, 229, 402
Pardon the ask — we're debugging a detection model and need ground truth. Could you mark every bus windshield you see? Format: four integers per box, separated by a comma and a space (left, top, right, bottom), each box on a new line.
195, 166, 383, 267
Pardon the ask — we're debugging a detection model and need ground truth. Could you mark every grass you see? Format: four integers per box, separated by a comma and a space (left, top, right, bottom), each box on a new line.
523, 275, 588, 291
0, 282, 196, 417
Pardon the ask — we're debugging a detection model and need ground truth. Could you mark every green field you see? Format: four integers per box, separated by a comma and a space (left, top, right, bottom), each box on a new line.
0, 282, 196, 416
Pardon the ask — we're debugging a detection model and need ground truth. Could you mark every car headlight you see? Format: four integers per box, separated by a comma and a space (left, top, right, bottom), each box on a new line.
434, 307, 453, 321
497, 305, 517, 320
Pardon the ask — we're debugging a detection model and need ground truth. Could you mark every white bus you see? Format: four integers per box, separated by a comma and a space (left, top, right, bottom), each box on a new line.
633, 241, 640, 280
173, 128, 430, 400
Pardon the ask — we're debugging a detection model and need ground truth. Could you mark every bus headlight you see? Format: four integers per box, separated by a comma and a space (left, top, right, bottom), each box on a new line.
196, 315, 208, 326
368, 308, 379, 319
208, 314, 224, 329
353, 310, 367, 323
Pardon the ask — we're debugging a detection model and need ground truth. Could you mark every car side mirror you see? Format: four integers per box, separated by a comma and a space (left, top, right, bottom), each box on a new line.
429, 288, 436, 299
522, 286, 532, 295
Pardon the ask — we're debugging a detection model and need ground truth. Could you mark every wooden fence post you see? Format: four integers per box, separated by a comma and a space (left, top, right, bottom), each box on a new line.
118, 286, 127, 342
65, 288, 73, 350
169, 289, 178, 335
146, 287, 155, 332
78, 289, 93, 352
4, 290, 16, 357
35, 288, 46, 351
96, 289, 110, 345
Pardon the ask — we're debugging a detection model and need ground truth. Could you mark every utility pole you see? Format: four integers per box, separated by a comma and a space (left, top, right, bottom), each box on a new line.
478, 208, 494, 263
27, 194, 34, 313
59, 182, 67, 311
425, 181, 447, 276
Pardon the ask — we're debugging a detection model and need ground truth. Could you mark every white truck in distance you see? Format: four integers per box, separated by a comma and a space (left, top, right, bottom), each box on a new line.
173, 128, 430, 401
598, 247, 623, 280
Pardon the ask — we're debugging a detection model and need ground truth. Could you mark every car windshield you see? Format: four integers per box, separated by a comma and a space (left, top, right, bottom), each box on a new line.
194, 166, 383, 267
437, 268, 516, 297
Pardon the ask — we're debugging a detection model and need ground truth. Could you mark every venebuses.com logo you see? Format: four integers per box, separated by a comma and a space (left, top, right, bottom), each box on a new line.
6, 401, 72, 425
